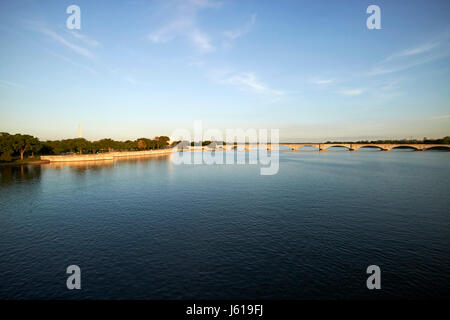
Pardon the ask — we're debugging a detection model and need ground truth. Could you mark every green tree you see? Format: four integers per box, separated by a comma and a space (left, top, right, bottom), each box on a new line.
137, 138, 148, 150
30, 140, 42, 157
440, 136, 450, 144
40, 141, 58, 155
156, 136, 170, 149
97, 138, 116, 152
124, 140, 138, 150
12, 134, 40, 160
69, 138, 89, 154
0, 132, 13, 161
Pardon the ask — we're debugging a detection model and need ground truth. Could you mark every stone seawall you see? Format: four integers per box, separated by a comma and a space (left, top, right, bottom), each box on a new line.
108, 149, 175, 158
41, 149, 175, 162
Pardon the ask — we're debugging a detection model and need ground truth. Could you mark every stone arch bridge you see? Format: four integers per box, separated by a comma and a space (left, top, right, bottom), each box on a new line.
177, 143, 450, 151
278, 143, 450, 151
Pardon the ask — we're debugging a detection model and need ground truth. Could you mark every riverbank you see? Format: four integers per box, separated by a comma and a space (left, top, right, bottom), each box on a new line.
40, 148, 175, 162
0, 158, 50, 167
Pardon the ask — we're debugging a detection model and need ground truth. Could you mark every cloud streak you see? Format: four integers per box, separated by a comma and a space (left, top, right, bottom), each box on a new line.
338, 88, 363, 96
148, 0, 219, 53
213, 71, 284, 95
224, 14, 256, 41
70, 31, 100, 47
125, 76, 151, 86
39, 27, 94, 59
311, 78, 334, 85
369, 30, 450, 76
45, 49, 98, 75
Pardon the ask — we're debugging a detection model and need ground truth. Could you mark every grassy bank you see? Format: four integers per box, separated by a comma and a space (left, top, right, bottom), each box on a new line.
0, 156, 49, 166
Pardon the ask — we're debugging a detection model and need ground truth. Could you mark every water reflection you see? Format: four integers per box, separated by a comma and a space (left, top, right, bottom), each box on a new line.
43, 160, 115, 169
113, 154, 171, 164
390, 147, 416, 152
43, 160, 114, 172
0, 165, 42, 184
39, 160, 116, 181
325, 146, 350, 151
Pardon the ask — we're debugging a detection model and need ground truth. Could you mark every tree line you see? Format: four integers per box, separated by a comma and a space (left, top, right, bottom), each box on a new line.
0, 132, 171, 162
325, 137, 450, 145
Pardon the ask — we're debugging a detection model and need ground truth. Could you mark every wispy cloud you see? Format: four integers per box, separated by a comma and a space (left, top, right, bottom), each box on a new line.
384, 42, 439, 62
149, 23, 214, 53
39, 27, 94, 59
45, 49, 98, 75
125, 76, 151, 86
149, 20, 189, 43
311, 78, 334, 85
368, 53, 449, 76
368, 78, 404, 100
190, 29, 214, 52
368, 30, 450, 76
22, 19, 98, 59
338, 88, 363, 96
70, 31, 100, 47
224, 14, 256, 41
212, 70, 284, 95
187, 60, 206, 67
148, 0, 219, 53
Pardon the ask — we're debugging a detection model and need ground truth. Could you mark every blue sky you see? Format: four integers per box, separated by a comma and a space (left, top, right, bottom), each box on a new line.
0, 0, 449, 142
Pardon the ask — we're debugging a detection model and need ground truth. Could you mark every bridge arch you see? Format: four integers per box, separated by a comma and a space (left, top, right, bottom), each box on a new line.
279, 144, 301, 151
391, 145, 420, 151
354, 145, 385, 151
298, 145, 320, 151
322, 144, 351, 151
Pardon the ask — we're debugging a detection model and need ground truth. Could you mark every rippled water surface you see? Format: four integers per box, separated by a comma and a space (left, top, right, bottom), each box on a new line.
1, 150, 449, 299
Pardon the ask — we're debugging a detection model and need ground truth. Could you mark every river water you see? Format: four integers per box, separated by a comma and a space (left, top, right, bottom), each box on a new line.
0, 149, 449, 299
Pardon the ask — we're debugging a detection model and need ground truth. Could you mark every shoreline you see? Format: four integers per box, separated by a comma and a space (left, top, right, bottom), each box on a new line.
0, 160, 51, 167
40, 148, 175, 163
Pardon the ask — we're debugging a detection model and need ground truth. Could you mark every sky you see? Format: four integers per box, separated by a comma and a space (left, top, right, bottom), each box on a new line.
0, 0, 449, 142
